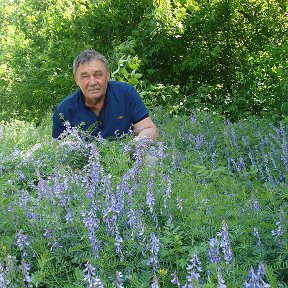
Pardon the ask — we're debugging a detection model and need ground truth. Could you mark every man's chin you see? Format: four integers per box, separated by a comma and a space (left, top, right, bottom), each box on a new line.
88, 94, 104, 103
88, 92, 101, 98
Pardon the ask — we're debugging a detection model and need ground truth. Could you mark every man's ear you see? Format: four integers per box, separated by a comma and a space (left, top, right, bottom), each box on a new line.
74, 74, 79, 86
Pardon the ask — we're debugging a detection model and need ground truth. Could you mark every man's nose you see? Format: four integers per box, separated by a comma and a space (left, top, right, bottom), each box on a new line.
89, 76, 98, 85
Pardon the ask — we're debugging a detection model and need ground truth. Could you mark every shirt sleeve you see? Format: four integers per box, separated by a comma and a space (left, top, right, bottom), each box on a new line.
129, 86, 149, 124
52, 109, 65, 139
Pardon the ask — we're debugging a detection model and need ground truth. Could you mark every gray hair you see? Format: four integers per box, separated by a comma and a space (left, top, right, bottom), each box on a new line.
73, 50, 110, 75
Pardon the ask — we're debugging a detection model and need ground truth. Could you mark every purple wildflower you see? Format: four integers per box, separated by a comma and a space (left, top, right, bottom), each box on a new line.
278, 122, 288, 171
243, 263, 270, 288
114, 129, 120, 138
202, 197, 211, 215
146, 171, 156, 213
271, 209, 284, 240
146, 187, 155, 213
171, 141, 177, 169
176, 196, 183, 211
18, 188, 29, 210
193, 133, 205, 151
114, 228, 124, 260
245, 137, 266, 180
239, 156, 247, 171
243, 137, 258, 171
83, 262, 104, 288
217, 270, 227, 288
0, 256, 17, 287
0, 261, 5, 287
127, 208, 145, 241
208, 237, 221, 264
15, 231, 32, 286
147, 233, 160, 273
211, 148, 217, 169
250, 197, 261, 212
102, 191, 118, 235
217, 222, 233, 263
43, 229, 56, 251
120, 165, 139, 208
21, 259, 32, 287
65, 211, 73, 224
167, 213, 173, 225
83, 144, 103, 199
115, 271, 124, 288
36, 171, 52, 203
82, 210, 100, 258
163, 174, 172, 209
230, 126, 239, 149
261, 137, 274, 182
157, 141, 165, 160
132, 137, 153, 164
171, 272, 181, 287
185, 253, 202, 287
190, 114, 196, 123
146, 170, 158, 227
59, 120, 90, 142
152, 273, 159, 288
253, 228, 261, 246
15, 231, 29, 257
268, 150, 280, 183
230, 158, 241, 173
115, 183, 125, 216
102, 174, 125, 259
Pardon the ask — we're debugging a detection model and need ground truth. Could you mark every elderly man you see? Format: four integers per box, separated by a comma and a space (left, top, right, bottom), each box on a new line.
52, 50, 158, 140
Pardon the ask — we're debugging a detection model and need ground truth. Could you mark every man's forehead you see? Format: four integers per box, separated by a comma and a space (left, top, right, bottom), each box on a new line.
77, 60, 106, 72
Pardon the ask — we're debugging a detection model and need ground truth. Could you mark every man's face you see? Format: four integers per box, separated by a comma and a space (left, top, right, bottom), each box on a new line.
74, 59, 110, 104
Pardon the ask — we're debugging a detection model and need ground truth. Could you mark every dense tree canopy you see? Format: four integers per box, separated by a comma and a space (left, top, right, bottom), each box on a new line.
0, 0, 287, 122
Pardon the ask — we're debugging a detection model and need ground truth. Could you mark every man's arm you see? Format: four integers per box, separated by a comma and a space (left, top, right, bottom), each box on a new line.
132, 117, 159, 140
52, 111, 65, 139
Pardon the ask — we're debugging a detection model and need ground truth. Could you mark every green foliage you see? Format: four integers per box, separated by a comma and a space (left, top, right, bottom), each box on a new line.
111, 54, 143, 88
132, 0, 288, 119
232, 43, 288, 119
143, 84, 187, 114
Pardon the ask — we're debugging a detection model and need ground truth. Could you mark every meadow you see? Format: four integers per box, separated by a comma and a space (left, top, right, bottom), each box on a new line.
0, 111, 287, 287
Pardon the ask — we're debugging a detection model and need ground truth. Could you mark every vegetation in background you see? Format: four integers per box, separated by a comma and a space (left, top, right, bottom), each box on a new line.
0, 0, 287, 122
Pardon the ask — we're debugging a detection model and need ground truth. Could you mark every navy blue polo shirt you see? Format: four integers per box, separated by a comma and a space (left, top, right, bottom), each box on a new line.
52, 81, 149, 139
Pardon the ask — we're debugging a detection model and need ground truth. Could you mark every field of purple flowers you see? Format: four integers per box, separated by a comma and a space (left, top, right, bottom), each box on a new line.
0, 112, 287, 287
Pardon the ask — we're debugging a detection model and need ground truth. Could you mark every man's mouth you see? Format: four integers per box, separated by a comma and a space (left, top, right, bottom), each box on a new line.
89, 89, 100, 93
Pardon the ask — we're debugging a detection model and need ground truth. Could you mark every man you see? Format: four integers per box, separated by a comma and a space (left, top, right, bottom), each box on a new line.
52, 50, 158, 141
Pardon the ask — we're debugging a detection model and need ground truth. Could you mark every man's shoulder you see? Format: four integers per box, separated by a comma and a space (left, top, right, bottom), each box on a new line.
108, 80, 133, 91
56, 89, 82, 111
107, 81, 138, 103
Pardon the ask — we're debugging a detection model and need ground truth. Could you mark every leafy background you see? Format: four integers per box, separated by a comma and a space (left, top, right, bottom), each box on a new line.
0, 0, 287, 122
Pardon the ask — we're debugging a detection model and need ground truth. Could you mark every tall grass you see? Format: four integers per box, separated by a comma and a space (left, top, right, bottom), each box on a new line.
0, 111, 287, 287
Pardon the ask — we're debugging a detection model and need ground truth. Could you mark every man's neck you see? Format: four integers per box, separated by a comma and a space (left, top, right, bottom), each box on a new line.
84, 98, 105, 115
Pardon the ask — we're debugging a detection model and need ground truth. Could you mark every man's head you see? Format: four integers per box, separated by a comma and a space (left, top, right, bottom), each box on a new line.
73, 50, 110, 105
73, 50, 110, 75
